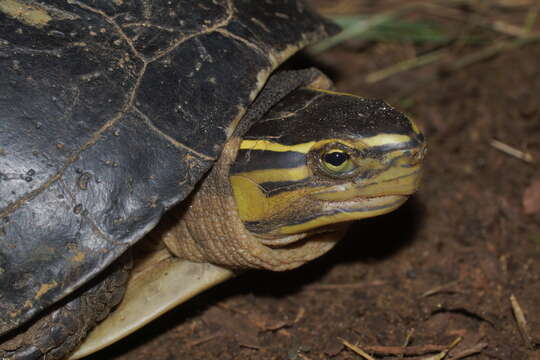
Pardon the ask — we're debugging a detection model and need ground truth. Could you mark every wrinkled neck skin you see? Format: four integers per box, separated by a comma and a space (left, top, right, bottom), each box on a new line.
161, 137, 345, 271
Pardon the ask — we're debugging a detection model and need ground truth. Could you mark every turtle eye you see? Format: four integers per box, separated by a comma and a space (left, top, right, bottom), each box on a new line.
322, 150, 354, 174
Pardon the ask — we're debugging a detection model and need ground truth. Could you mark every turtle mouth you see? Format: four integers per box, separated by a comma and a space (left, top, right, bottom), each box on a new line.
257, 222, 344, 247
319, 194, 409, 215
257, 194, 408, 247
310, 169, 422, 202
257, 224, 349, 253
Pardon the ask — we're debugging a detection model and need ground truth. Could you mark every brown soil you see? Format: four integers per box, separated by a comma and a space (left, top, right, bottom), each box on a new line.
87, 2, 540, 359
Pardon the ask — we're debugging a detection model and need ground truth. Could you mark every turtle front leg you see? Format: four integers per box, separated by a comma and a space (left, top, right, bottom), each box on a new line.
0, 254, 131, 360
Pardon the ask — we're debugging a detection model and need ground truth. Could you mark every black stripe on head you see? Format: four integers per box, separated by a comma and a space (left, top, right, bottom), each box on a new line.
259, 178, 314, 196
231, 149, 307, 174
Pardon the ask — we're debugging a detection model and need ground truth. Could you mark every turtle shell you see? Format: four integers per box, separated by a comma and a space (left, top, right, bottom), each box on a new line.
0, 0, 338, 335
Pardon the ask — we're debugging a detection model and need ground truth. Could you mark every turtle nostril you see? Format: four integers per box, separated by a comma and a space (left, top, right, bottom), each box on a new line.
410, 145, 427, 164
420, 145, 428, 159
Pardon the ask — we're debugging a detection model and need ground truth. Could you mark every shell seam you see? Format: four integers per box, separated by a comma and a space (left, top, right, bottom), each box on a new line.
68, 0, 144, 62
146, 0, 235, 63
215, 28, 266, 57
133, 106, 216, 161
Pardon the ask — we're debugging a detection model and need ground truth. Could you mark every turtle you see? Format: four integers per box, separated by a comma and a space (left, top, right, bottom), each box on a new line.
0, 0, 426, 359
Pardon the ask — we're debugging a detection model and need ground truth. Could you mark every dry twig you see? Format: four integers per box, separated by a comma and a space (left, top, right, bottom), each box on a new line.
490, 139, 534, 163
450, 342, 488, 359
293, 306, 306, 323
366, 50, 446, 83
341, 338, 377, 360
403, 328, 415, 347
185, 333, 221, 348
297, 353, 313, 360
305, 280, 386, 290
421, 337, 462, 360
363, 344, 447, 356
510, 294, 534, 349
421, 281, 460, 298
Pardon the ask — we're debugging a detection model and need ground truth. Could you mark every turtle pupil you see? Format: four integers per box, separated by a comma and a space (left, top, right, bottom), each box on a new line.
324, 152, 349, 167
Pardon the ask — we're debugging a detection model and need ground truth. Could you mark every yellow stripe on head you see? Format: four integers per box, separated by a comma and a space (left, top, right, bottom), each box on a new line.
354, 134, 413, 148
230, 174, 324, 223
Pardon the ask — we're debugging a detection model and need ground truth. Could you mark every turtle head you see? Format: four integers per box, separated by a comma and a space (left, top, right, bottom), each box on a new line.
163, 86, 425, 271
230, 88, 426, 243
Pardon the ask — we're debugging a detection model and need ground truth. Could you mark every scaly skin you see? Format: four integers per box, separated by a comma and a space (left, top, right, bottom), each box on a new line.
0, 254, 131, 360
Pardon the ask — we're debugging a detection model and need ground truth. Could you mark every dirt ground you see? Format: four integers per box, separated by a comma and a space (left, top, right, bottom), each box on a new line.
87, 1, 540, 359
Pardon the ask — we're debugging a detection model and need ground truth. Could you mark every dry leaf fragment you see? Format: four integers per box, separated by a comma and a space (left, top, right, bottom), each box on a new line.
523, 179, 540, 214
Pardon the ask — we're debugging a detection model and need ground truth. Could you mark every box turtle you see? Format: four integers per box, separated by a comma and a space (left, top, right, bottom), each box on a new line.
0, 0, 426, 359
